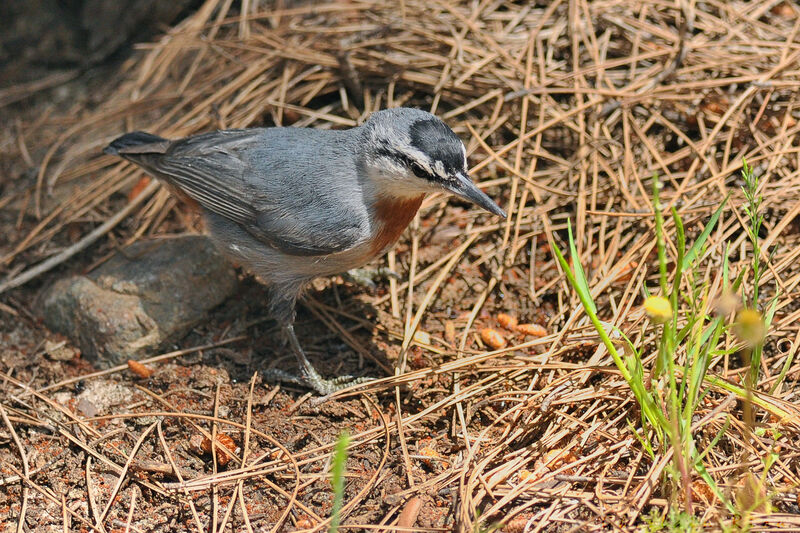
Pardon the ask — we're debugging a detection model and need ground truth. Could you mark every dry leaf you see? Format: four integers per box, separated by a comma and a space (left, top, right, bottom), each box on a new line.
497, 313, 518, 330
735, 472, 769, 513
444, 320, 456, 344
201, 433, 237, 467
127, 359, 154, 378
480, 328, 506, 349
396, 496, 422, 528
516, 323, 547, 337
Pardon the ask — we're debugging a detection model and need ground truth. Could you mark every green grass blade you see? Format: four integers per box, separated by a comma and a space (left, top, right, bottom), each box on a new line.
567, 223, 596, 314
551, 232, 667, 432
682, 196, 729, 270
329, 431, 350, 533
653, 175, 668, 294
695, 458, 736, 514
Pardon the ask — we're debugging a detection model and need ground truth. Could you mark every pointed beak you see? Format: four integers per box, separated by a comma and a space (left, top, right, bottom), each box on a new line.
445, 172, 506, 218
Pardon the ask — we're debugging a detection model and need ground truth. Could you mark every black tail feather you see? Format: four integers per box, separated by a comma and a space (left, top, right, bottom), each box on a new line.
104, 131, 167, 156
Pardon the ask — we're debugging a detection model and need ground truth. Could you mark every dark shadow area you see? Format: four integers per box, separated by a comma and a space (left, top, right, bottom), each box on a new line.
192, 270, 391, 390
0, 0, 201, 106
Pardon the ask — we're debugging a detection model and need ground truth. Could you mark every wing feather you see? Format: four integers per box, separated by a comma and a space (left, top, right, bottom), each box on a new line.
119, 130, 365, 256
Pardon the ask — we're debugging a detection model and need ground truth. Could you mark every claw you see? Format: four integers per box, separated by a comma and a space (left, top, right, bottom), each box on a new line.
264, 368, 374, 396
305, 373, 375, 396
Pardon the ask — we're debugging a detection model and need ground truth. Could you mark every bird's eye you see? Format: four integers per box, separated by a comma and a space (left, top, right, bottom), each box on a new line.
410, 162, 429, 179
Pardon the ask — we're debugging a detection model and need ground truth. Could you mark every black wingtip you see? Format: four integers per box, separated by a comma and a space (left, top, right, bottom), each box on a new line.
104, 131, 166, 156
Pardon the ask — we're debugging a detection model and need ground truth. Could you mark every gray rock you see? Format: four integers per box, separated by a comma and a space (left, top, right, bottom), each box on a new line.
42, 235, 237, 367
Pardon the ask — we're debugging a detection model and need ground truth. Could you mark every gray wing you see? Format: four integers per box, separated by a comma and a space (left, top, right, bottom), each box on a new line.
115, 129, 368, 256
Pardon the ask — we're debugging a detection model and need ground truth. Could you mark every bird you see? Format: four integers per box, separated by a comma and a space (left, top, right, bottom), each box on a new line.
104, 107, 506, 395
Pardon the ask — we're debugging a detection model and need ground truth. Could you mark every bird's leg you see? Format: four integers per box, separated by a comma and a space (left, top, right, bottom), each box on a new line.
263, 285, 374, 395
281, 321, 372, 396
343, 266, 400, 290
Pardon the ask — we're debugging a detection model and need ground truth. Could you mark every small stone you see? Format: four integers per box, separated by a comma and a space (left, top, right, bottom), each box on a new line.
44, 339, 79, 361
75, 381, 132, 416
77, 397, 98, 418
41, 235, 238, 368
413, 330, 430, 345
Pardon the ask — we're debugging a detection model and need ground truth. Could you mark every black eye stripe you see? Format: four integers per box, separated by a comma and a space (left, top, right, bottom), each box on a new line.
410, 161, 429, 179
375, 147, 435, 180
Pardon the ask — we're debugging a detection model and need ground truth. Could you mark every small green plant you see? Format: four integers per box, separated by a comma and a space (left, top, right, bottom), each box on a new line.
644, 506, 701, 532
739, 161, 787, 397
741, 160, 765, 309
329, 431, 350, 533
733, 161, 780, 530
740, 160, 776, 389
472, 507, 502, 533
550, 165, 780, 521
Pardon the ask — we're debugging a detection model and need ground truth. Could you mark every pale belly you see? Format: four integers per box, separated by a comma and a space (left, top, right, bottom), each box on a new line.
208, 223, 384, 288
203, 195, 421, 290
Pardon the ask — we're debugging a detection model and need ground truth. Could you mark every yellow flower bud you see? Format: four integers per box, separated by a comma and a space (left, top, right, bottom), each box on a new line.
734, 309, 765, 347
644, 296, 672, 324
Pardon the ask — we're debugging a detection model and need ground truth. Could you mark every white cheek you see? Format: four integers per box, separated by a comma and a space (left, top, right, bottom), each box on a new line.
398, 179, 433, 195
391, 172, 439, 195
413, 175, 442, 193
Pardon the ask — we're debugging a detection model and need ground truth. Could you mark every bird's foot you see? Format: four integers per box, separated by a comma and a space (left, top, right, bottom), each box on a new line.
304, 371, 375, 396
263, 367, 374, 396
278, 322, 375, 397
343, 266, 400, 290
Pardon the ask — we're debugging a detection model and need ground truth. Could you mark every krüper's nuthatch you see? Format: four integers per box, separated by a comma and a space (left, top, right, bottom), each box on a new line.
105, 108, 506, 394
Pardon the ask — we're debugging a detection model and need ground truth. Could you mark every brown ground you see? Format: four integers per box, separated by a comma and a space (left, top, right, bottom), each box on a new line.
2, 1, 800, 531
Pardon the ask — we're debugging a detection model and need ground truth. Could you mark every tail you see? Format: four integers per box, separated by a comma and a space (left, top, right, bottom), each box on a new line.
104, 131, 169, 157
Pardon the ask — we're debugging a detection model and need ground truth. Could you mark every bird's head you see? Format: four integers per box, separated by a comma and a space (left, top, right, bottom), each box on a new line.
360, 108, 506, 218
